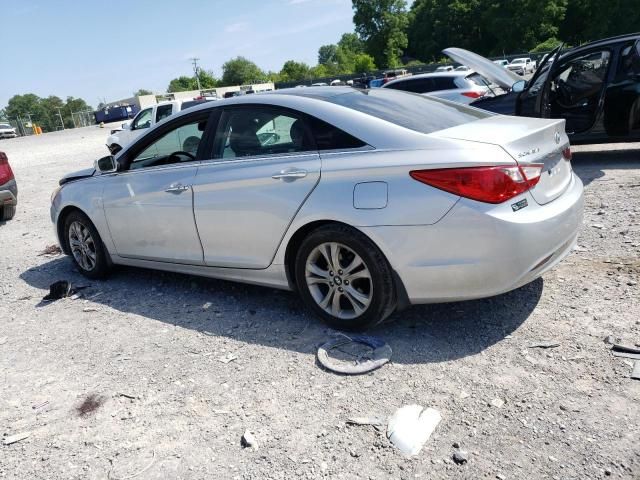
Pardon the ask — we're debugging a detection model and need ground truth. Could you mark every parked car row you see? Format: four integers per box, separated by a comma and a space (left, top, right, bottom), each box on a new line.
0, 123, 18, 139
447, 32, 640, 143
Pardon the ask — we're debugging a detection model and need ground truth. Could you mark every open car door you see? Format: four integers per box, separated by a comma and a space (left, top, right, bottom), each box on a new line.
516, 45, 563, 119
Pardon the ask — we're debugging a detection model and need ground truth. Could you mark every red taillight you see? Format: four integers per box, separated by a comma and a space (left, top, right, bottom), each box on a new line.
0, 152, 14, 185
562, 146, 572, 161
461, 91, 484, 98
410, 164, 543, 204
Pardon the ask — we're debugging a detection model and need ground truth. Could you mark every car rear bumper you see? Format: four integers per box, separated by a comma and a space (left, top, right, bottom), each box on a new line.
0, 179, 18, 206
360, 172, 584, 304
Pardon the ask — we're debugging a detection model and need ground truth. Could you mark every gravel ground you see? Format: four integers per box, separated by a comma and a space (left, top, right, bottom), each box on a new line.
0, 127, 639, 479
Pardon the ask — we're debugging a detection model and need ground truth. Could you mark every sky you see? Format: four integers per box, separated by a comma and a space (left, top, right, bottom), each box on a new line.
0, 0, 355, 108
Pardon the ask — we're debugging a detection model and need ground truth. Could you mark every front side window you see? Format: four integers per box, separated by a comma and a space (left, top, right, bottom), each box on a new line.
618, 40, 640, 77
129, 118, 207, 170
132, 108, 152, 130
550, 50, 610, 107
156, 104, 173, 123
216, 108, 314, 159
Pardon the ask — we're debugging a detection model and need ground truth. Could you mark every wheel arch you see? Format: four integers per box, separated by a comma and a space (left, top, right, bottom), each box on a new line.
282, 219, 410, 309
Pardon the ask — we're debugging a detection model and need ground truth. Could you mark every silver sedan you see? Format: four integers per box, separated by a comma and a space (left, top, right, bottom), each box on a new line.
51, 87, 583, 330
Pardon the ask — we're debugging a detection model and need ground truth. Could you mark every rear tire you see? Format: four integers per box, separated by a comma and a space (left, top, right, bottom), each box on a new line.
294, 224, 396, 331
0, 204, 16, 221
63, 211, 110, 279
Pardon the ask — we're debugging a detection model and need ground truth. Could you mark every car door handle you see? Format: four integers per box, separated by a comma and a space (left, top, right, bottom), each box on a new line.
165, 183, 190, 193
272, 169, 308, 180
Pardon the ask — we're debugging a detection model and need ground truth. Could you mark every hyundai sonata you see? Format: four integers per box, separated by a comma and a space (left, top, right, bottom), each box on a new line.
51, 87, 583, 330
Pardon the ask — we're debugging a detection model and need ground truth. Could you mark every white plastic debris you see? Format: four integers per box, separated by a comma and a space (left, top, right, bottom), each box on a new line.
386, 405, 441, 455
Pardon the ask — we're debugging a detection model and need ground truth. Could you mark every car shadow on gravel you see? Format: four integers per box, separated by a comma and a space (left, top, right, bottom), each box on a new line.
21, 257, 543, 364
572, 148, 640, 187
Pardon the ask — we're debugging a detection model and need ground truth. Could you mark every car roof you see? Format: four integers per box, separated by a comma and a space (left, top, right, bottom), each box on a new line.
560, 32, 640, 58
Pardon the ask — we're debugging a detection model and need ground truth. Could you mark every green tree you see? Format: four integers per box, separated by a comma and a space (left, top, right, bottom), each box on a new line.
134, 89, 153, 96
352, 0, 409, 68
531, 37, 563, 53
560, 0, 639, 45
337, 32, 365, 54
167, 76, 197, 93
220, 57, 267, 86
279, 60, 311, 82
309, 64, 329, 79
3, 93, 91, 132
197, 69, 219, 89
353, 53, 377, 72
318, 44, 338, 65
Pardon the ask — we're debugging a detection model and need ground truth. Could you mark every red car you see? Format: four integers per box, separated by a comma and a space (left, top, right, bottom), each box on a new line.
0, 151, 17, 221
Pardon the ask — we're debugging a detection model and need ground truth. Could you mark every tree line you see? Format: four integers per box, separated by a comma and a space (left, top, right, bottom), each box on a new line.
162, 0, 637, 90
2, 0, 636, 129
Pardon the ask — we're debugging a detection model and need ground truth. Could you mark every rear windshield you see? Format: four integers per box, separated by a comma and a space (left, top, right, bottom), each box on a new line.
321, 88, 491, 134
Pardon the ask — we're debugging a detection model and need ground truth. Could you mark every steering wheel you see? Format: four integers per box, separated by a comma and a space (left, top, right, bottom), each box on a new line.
167, 151, 196, 163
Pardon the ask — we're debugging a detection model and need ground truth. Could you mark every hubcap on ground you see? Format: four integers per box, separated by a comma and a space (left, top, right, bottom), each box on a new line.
305, 242, 372, 320
69, 221, 96, 271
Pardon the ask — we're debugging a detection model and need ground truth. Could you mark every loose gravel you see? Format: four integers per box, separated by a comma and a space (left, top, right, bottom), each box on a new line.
0, 128, 638, 479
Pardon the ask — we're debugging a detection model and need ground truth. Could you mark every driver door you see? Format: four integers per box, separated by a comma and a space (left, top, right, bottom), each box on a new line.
102, 111, 213, 264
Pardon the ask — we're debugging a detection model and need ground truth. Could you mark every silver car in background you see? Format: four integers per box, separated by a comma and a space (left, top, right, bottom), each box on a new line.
382, 71, 490, 104
51, 87, 583, 330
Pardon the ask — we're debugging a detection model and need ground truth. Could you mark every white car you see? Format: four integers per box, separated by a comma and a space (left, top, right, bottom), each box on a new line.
0, 123, 17, 139
435, 66, 454, 72
106, 99, 209, 154
383, 71, 490, 104
493, 59, 510, 68
507, 57, 536, 75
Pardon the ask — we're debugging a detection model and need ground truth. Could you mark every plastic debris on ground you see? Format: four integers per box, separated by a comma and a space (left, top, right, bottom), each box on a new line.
386, 405, 442, 456
317, 334, 392, 375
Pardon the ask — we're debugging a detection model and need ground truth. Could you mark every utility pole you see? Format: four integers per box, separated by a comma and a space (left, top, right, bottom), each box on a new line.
56, 107, 65, 130
190, 57, 202, 91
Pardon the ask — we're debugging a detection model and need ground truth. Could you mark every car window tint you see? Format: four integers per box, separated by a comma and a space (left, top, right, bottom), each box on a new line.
308, 116, 366, 150
217, 108, 314, 159
432, 77, 457, 89
130, 119, 206, 170
156, 104, 173, 122
618, 41, 640, 76
322, 88, 491, 134
132, 108, 152, 129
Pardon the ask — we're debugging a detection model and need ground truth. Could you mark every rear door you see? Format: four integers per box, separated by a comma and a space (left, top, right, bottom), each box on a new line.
192, 105, 321, 269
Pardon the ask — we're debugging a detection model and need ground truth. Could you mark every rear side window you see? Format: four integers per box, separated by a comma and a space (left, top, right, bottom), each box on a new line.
386, 78, 436, 93
308, 116, 366, 150
322, 88, 491, 134
156, 104, 173, 122
431, 77, 457, 90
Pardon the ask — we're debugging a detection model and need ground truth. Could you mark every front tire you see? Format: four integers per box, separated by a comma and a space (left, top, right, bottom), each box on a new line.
295, 225, 396, 330
63, 211, 110, 279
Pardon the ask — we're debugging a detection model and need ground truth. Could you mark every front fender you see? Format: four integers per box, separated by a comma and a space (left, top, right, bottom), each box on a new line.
51, 178, 116, 256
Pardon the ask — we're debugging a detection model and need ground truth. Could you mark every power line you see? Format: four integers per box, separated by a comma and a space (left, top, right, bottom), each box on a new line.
190, 57, 202, 91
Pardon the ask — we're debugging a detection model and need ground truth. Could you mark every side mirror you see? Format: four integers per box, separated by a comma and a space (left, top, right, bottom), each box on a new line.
512, 80, 526, 93
95, 155, 118, 174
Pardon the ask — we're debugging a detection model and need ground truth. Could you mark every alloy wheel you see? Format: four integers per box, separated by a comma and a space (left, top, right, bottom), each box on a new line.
305, 242, 373, 320
69, 221, 97, 271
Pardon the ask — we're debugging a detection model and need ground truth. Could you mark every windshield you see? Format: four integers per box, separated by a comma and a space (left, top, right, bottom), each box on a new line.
0, 124, 12, 129
511, 59, 526, 64
320, 88, 491, 134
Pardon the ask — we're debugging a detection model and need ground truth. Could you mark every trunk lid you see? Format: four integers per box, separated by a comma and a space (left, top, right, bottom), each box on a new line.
443, 47, 521, 90
430, 116, 572, 205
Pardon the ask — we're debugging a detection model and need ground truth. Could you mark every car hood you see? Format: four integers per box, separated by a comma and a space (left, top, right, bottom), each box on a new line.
443, 48, 522, 90
59, 167, 95, 186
